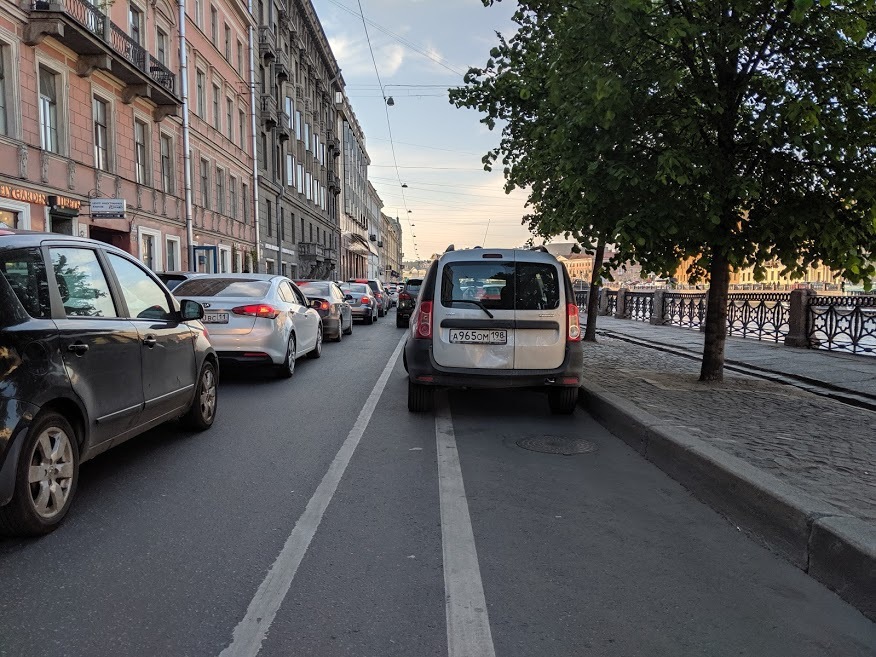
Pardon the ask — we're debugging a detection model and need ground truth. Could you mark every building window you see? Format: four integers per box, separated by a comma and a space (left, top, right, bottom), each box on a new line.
212, 84, 221, 129
160, 134, 174, 193
229, 175, 237, 217
219, 246, 230, 273
296, 163, 303, 194
129, 4, 144, 46
210, 6, 218, 45
237, 40, 243, 73
285, 96, 293, 127
239, 109, 246, 149
266, 199, 272, 236
242, 182, 249, 223
265, 258, 275, 274
92, 97, 109, 171
226, 98, 233, 141
38, 67, 59, 153
261, 132, 268, 170
280, 207, 285, 239
216, 168, 225, 214
156, 28, 168, 66
295, 111, 301, 140
194, 0, 202, 26
0, 45, 7, 136
305, 172, 312, 200
134, 119, 149, 184
196, 70, 206, 117
286, 154, 294, 186
200, 159, 210, 208
300, 217, 304, 241
224, 24, 231, 60
166, 238, 179, 271
141, 232, 157, 270
304, 122, 311, 151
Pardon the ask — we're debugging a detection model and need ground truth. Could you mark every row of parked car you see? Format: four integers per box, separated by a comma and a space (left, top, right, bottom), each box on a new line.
0, 228, 406, 537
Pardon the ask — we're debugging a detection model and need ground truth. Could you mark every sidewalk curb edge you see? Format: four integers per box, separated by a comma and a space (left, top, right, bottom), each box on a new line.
578, 382, 876, 622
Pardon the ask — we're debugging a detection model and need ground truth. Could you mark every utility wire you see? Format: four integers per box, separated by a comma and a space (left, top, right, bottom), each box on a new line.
354, 0, 419, 259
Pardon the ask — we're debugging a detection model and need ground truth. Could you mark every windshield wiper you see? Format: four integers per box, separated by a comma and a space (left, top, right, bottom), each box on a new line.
449, 299, 494, 319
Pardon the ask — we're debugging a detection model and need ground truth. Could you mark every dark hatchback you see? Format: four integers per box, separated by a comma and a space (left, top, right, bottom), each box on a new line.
0, 231, 218, 536
295, 280, 353, 342
396, 279, 423, 328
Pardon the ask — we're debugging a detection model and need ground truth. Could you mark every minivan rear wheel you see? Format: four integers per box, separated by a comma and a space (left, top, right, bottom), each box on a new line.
0, 411, 79, 537
548, 387, 579, 415
408, 380, 433, 413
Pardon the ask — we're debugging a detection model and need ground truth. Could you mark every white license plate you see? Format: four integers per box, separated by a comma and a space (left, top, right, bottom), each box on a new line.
203, 312, 229, 324
449, 329, 507, 345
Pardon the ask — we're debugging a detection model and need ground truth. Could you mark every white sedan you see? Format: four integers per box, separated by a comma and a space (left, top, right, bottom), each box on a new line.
173, 274, 323, 377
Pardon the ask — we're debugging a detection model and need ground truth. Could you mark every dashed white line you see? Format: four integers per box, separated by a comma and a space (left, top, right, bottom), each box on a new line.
435, 390, 497, 657
218, 333, 407, 657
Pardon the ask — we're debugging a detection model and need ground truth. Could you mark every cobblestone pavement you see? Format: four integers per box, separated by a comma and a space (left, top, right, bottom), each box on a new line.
584, 336, 876, 522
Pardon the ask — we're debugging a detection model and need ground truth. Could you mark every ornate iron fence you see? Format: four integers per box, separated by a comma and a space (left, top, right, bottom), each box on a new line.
605, 290, 618, 316
662, 292, 707, 330
575, 289, 590, 310
625, 292, 653, 322
726, 293, 790, 343
808, 295, 876, 355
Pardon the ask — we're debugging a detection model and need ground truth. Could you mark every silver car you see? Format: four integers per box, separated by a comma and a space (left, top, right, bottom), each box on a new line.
340, 282, 379, 325
174, 274, 323, 377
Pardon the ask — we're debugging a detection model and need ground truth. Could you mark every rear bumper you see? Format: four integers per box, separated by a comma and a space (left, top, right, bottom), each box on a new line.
351, 306, 372, 318
0, 398, 40, 507
405, 339, 584, 389
206, 324, 286, 364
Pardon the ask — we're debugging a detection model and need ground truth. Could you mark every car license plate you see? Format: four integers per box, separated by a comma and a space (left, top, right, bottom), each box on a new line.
203, 312, 229, 324
449, 329, 507, 345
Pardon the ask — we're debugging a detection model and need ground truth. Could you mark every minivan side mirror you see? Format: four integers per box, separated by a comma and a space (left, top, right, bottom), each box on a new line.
179, 299, 205, 321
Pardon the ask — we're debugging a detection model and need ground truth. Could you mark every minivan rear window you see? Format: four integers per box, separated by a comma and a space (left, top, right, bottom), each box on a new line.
440, 262, 561, 311
174, 278, 271, 298
0, 248, 50, 318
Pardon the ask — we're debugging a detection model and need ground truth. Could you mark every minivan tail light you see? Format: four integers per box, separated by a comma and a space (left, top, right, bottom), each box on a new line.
232, 304, 280, 319
567, 303, 581, 341
414, 301, 433, 339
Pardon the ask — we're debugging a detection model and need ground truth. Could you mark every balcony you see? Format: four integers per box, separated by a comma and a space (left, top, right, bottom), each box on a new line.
27, 0, 180, 115
299, 242, 328, 259
260, 94, 278, 128
276, 110, 290, 141
328, 173, 341, 193
258, 25, 276, 61
274, 50, 290, 82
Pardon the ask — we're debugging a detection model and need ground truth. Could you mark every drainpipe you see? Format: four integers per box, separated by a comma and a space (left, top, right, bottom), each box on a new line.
177, 0, 195, 271
248, 2, 261, 272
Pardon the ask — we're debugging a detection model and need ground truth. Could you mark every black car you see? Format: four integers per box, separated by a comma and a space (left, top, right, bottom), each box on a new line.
396, 279, 423, 328
0, 230, 217, 536
295, 280, 354, 342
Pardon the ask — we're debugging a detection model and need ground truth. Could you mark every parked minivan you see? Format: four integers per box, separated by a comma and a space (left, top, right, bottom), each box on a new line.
404, 247, 583, 414
0, 230, 217, 536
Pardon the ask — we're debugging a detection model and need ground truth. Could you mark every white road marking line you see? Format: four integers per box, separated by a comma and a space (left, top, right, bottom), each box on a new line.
218, 333, 408, 657
435, 391, 497, 657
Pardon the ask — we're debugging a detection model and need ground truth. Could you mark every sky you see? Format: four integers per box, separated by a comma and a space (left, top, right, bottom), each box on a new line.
312, 0, 534, 261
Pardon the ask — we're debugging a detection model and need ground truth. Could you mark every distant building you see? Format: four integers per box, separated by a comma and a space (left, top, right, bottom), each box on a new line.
336, 92, 372, 279
380, 212, 402, 282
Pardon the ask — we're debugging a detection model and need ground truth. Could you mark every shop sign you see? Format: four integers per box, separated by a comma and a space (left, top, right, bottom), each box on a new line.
0, 184, 81, 211
90, 198, 127, 219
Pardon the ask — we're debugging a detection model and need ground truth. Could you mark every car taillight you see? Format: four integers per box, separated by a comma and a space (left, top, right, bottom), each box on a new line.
361, 295, 371, 304
567, 302, 581, 341
399, 292, 411, 300
232, 304, 280, 319
319, 300, 330, 311
413, 301, 433, 339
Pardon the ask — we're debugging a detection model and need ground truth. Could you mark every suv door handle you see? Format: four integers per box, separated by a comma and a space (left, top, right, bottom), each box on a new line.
67, 342, 89, 356
142, 336, 158, 348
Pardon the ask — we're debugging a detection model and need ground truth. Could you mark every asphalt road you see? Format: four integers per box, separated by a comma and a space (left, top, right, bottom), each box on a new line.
1, 314, 874, 657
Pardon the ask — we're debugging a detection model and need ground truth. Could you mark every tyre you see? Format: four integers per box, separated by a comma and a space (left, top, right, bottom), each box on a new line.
396, 316, 409, 329
278, 334, 296, 378
332, 323, 343, 343
343, 316, 353, 335
548, 387, 579, 415
182, 360, 218, 429
0, 411, 79, 537
307, 325, 323, 359
408, 380, 433, 413
365, 311, 374, 325
378, 308, 385, 318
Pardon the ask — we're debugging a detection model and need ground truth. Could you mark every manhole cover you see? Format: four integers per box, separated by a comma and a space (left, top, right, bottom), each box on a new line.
517, 436, 597, 455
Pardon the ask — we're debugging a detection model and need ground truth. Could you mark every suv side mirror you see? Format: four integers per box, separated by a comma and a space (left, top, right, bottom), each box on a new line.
179, 299, 205, 321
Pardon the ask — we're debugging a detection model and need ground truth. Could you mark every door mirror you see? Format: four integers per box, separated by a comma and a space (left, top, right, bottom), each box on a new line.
344, 294, 353, 301
311, 299, 322, 309
179, 299, 205, 321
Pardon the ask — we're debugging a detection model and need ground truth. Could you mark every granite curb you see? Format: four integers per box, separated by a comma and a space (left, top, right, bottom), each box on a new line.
579, 382, 876, 622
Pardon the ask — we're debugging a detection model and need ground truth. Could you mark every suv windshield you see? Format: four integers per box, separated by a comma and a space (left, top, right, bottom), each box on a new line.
440, 262, 560, 311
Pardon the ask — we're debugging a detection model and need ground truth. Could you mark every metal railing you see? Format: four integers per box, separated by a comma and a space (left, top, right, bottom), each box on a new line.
808, 295, 876, 355
625, 292, 653, 323
605, 290, 618, 316
727, 292, 790, 343
662, 292, 707, 330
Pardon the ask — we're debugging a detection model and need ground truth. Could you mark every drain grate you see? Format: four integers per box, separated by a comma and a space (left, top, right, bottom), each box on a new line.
517, 436, 597, 455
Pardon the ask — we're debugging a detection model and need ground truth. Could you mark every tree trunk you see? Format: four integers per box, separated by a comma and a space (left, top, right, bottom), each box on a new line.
583, 241, 606, 342
699, 250, 730, 382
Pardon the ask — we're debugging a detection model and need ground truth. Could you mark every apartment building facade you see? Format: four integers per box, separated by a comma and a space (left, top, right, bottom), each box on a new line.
336, 91, 372, 279
379, 212, 402, 282
254, 0, 342, 279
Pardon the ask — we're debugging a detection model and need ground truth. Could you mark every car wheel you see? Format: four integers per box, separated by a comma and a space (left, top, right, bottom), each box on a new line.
307, 325, 323, 359
548, 387, 579, 415
0, 411, 79, 537
365, 311, 374, 325
408, 380, 433, 413
378, 308, 385, 318
333, 323, 343, 342
278, 334, 296, 378
182, 360, 218, 429
343, 316, 353, 335
396, 316, 409, 328
403, 350, 409, 373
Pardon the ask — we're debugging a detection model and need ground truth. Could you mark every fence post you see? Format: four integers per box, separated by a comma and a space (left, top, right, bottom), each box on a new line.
650, 290, 664, 325
615, 289, 627, 319
784, 289, 812, 348
699, 293, 709, 332
598, 289, 610, 316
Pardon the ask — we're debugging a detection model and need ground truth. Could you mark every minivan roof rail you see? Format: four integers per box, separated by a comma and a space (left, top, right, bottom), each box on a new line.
530, 245, 549, 253
445, 244, 455, 252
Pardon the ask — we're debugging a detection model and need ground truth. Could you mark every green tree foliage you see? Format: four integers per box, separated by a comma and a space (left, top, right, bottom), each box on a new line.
451, 0, 876, 380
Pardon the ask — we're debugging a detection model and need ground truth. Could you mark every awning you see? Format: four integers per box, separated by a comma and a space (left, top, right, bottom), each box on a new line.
343, 232, 378, 256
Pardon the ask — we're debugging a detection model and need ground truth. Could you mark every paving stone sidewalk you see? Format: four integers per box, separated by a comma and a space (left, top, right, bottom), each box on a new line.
581, 335, 876, 523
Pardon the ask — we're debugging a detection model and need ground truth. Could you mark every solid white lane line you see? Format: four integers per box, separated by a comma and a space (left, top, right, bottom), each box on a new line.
218, 333, 408, 657
435, 391, 497, 657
